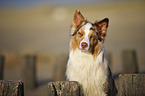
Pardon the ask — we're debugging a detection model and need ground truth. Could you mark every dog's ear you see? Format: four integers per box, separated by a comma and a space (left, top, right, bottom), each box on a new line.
94, 18, 109, 41
72, 10, 86, 28
71, 10, 86, 36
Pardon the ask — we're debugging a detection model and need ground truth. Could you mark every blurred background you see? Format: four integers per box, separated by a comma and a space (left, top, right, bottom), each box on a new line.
0, 0, 145, 95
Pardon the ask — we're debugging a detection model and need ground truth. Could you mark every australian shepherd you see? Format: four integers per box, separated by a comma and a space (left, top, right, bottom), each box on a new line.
66, 10, 117, 96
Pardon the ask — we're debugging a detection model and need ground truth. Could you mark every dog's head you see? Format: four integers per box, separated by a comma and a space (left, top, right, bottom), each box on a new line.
70, 10, 109, 54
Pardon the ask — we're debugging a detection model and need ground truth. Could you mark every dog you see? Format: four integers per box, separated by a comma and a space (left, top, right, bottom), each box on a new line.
66, 10, 117, 96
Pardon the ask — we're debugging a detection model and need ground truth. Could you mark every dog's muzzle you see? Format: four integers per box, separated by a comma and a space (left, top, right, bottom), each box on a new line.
81, 42, 88, 49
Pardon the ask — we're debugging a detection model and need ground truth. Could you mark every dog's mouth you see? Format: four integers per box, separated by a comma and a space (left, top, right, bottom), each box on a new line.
80, 48, 88, 51
79, 49, 90, 54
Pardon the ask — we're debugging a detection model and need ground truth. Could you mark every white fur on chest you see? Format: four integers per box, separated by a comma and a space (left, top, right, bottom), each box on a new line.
66, 48, 108, 96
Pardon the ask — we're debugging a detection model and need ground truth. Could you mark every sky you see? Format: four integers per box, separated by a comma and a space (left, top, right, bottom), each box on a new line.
0, 0, 138, 8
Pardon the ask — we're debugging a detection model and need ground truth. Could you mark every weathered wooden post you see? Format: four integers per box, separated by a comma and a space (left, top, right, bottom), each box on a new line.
48, 81, 81, 96
21, 55, 37, 89
0, 80, 24, 96
0, 55, 5, 80
122, 50, 138, 73
53, 53, 68, 81
118, 74, 145, 96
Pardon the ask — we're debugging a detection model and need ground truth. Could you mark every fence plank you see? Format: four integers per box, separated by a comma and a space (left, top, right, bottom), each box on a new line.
0, 55, 4, 80
122, 50, 138, 73
0, 80, 24, 96
53, 54, 68, 81
118, 74, 145, 96
21, 55, 37, 89
48, 81, 81, 96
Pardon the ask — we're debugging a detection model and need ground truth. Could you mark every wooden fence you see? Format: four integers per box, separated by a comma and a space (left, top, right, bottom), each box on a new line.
0, 55, 5, 80
0, 80, 24, 96
48, 81, 81, 96
118, 74, 145, 96
0, 74, 145, 96
0, 50, 144, 95
122, 50, 138, 73
21, 55, 37, 90
47, 74, 145, 96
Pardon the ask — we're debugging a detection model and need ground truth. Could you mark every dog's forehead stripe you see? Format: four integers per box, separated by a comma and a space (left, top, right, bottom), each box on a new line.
79, 23, 92, 51
84, 23, 92, 36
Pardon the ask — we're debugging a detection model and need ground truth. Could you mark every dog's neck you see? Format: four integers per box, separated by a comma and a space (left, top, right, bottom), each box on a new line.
70, 43, 108, 65
68, 43, 108, 81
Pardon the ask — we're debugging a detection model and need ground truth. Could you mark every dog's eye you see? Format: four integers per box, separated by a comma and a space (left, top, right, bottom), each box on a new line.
90, 27, 95, 31
78, 32, 83, 36
90, 35, 95, 38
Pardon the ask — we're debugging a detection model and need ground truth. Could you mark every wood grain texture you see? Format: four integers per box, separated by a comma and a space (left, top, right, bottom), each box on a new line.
118, 74, 145, 96
0, 80, 24, 96
48, 81, 81, 96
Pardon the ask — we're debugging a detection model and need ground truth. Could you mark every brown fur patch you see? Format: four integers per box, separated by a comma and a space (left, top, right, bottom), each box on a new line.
88, 30, 101, 57
72, 10, 86, 28
71, 36, 78, 51
94, 18, 109, 41
89, 32, 97, 49
71, 29, 85, 51
92, 43, 101, 58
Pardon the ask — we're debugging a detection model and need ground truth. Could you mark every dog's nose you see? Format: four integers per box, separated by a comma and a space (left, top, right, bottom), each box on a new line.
81, 42, 88, 49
